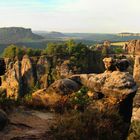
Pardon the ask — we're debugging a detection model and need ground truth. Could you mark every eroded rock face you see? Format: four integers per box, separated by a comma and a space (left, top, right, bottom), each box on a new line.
129, 88, 140, 140
103, 57, 116, 71
27, 57, 137, 140
133, 56, 140, 84
1, 60, 22, 98
4, 58, 12, 70
36, 56, 49, 88
124, 40, 140, 55
21, 55, 35, 90
32, 57, 137, 121
103, 57, 130, 72
56, 60, 73, 79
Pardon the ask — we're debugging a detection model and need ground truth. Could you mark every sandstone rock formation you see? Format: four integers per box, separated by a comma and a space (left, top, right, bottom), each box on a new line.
123, 40, 140, 55
128, 88, 140, 139
4, 58, 12, 70
36, 56, 49, 88
103, 40, 111, 47
103, 57, 130, 72
1, 60, 22, 98
56, 60, 73, 78
0, 55, 36, 98
103, 57, 116, 71
29, 57, 138, 140
32, 79, 81, 107
21, 55, 35, 90
133, 56, 140, 84
32, 57, 137, 122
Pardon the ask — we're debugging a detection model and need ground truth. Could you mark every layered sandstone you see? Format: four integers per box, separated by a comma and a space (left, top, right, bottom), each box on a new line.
123, 40, 140, 55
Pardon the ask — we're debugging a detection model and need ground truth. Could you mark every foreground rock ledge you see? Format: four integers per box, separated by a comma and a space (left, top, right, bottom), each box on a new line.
31, 66, 137, 140
32, 57, 137, 122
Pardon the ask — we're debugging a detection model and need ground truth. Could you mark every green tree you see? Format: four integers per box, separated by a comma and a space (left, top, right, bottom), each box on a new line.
45, 43, 68, 56
26, 48, 35, 56
3, 44, 25, 59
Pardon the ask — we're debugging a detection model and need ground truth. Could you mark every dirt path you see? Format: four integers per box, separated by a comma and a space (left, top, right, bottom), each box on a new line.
0, 107, 56, 140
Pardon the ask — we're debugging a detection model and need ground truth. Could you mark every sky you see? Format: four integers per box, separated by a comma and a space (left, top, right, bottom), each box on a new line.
0, 0, 140, 33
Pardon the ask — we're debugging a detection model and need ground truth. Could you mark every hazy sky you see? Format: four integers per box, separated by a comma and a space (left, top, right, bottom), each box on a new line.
0, 0, 140, 33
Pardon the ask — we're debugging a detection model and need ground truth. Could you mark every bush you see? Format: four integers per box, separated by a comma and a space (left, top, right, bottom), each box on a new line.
69, 87, 90, 110
50, 109, 125, 140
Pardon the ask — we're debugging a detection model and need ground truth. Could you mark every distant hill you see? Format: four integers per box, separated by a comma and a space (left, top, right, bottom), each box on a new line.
0, 27, 43, 44
35, 31, 140, 42
34, 31, 67, 39
118, 32, 140, 37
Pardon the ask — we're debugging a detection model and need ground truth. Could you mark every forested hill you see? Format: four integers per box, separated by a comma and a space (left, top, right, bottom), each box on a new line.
0, 27, 43, 44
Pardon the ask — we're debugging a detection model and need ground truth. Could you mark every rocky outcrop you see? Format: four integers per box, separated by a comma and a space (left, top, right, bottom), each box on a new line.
32, 79, 81, 107
0, 55, 36, 98
56, 60, 74, 78
32, 57, 137, 121
21, 55, 35, 90
124, 40, 140, 55
29, 57, 137, 140
96, 41, 110, 53
128, 88, 140, 140
4, 58, 12, 70
103, 40, 111, 47
133, 56, 140, 85
36, 56, 49, 88
103, 57, 130, 72
1, 60, 22, 98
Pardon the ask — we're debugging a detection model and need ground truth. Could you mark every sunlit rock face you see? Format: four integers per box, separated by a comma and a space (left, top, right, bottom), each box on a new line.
1, 60, 22, 98
56, 60, 74, 79
70, 57, 137, 139
32, 57, 137, 122
133, 56, 140, 85
32, 78, 81, 107
21, 55, 35, 90
124, 40, 140, 55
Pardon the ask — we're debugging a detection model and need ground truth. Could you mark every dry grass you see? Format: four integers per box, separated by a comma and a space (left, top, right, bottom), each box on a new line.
111, 42, 128, 46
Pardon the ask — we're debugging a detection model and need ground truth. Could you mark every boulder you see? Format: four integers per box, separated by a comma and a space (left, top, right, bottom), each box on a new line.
32, 89, 62, 107
70, 58, 137, 123
116, 59, 130, 71
103, 57, 130, 72
103, 57, 116, 71
47, 78, 81, 95
31, 79, 81, 107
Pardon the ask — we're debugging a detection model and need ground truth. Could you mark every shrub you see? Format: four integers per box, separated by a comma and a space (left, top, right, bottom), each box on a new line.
50, 109, 125, 140
69, 87, 90, 111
